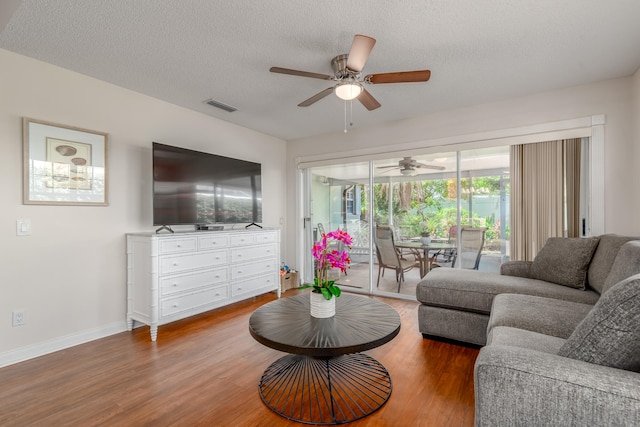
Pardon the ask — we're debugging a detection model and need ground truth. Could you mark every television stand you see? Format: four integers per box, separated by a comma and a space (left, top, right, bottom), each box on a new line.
245, 222, 262, 229
155, 225, 174, 233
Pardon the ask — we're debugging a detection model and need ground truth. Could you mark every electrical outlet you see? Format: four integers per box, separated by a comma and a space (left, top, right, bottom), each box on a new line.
12, 310, 25, 327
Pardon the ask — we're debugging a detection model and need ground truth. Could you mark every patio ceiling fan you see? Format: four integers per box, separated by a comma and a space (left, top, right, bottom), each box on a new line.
269, 34, 431, 110
377, 157, 446, 176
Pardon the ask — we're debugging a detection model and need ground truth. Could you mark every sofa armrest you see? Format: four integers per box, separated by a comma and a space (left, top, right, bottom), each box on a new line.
499, 260, 533, 277
475, 345, 640, 427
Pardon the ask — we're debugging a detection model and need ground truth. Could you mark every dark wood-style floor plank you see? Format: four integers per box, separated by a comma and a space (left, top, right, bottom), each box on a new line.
0, 291, 478, 426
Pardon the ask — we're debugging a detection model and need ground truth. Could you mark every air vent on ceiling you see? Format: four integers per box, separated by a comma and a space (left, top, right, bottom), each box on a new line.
204, 98, 237, 113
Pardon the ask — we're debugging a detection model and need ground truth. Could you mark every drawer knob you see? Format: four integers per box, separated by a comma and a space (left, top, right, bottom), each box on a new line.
215, 275, 220, 279
173, 262, 179, 266
215, 292, 220, 296
177, 244, 181, 247
173, 283, 178, 287
173, 304, 178, 307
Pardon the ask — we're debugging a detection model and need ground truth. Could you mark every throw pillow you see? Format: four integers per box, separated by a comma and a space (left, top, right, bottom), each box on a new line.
558, 274, 640, 373
587, 234, 639, 293
529, 237, 600, 289
602, 241, 640, 294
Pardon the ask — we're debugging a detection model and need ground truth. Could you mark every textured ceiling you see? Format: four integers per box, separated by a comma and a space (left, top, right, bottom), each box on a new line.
2, 1, 640, 141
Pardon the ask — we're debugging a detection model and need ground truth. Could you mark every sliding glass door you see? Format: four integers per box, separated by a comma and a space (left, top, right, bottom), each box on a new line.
307, 162, 372, 295
371, 153, 455, 297
302, 146, 511, 300
458, 147, 511, 269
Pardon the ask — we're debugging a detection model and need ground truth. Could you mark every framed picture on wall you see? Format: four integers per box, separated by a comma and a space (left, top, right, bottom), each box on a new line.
23, 118, 109, 206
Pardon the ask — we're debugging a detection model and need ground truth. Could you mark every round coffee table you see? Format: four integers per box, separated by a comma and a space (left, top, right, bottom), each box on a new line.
249, 293, 401, 425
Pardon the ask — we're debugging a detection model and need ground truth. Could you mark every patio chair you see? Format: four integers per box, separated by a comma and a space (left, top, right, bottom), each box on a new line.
451, 227, 486, 270
431, 226, 457, 266
374, 225, 419, 292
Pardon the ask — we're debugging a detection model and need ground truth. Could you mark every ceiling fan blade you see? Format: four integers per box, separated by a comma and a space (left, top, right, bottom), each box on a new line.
357, 88, 381, 111
376, 165, 398, 169
270, 66, 332, 80
416, 162, 446, 171
298, 87, 334, 107
346, 34, 376, 72
366, 70, 431, 84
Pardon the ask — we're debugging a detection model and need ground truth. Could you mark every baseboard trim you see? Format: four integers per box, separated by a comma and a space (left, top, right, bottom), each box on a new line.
0, 321, 128, 368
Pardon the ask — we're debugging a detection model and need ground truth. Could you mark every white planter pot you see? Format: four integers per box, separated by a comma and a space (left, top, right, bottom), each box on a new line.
310, 291, 336, 318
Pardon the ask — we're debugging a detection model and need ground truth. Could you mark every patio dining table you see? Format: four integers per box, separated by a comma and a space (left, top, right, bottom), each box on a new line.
395, 241, 456, 277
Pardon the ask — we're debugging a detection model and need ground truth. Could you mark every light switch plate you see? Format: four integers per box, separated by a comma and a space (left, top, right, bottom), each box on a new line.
16, 219, 31, 236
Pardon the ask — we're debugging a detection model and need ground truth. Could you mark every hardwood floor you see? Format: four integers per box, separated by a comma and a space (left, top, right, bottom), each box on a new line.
0, 291, 479, 426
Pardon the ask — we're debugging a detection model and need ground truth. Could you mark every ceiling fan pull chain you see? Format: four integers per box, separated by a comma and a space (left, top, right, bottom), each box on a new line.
344, 101, 348, 133
350, 100, 354, 128
343, 100, 355, 133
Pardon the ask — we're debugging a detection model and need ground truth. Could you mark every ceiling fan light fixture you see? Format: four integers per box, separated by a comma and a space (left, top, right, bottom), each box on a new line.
400, 168, 414, 176
335, 81, 363, 101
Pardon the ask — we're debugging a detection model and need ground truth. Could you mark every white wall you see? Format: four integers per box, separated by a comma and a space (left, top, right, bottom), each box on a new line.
0, 49, 286, 364
285, 76, 638, 267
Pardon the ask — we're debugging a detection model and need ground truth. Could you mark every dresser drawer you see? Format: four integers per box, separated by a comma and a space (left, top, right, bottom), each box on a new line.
230, 243, 277, 263
159, 237, 197, 254
160, 268, 228, 296
161, 285, 228, 317
255, 232, 278, 244
229, 234, 254, 246
231, 259, 277, 280
231, 274, 278, 297
160, 250, 228, 275
198, 234, 229, 251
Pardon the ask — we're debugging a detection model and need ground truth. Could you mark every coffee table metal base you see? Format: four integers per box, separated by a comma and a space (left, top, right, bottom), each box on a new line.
258, 353, 392, 425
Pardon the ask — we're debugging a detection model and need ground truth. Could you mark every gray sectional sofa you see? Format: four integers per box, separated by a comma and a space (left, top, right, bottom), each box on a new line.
416, 234, 640, 426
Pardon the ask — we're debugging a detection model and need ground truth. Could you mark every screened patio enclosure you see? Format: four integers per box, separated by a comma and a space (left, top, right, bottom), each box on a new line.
305, 146, 511, 299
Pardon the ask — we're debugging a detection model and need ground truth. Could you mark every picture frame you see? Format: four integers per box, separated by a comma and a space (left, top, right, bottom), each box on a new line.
23, 118, 109, 206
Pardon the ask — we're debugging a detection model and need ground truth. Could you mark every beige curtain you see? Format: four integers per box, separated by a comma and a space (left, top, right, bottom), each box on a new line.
510, 139, 582, 261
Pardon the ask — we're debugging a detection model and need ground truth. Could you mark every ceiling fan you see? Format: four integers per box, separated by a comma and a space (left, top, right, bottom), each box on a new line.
270, 34, 431, 110
377, 157, 446, 175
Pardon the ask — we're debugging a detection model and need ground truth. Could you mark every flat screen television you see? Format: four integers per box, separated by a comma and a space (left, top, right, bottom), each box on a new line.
152, 142, 262, 227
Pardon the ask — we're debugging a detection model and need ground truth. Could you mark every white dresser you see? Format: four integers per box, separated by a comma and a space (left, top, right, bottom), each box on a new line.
126, 229, 280, 341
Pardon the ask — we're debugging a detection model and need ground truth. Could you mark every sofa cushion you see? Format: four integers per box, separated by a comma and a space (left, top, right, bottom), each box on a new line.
488, 294, 593, 339
558, 274, 640, 372
418, 305, 489, 346
588, 234, 639, 294
499, 260, 532, 278
487, 326, 566, 355
529, 237, 599, 290
416, 268, 600, 314
602, 241, 640, 294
